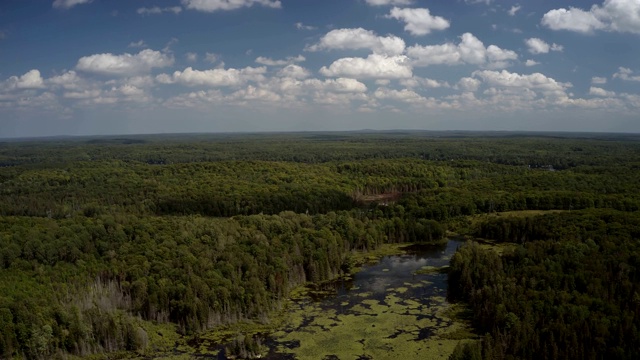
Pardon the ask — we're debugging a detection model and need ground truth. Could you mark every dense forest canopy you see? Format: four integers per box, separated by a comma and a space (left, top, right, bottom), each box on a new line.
0, 131, 639, 359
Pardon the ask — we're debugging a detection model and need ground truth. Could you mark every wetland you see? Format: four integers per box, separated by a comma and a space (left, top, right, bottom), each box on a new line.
193, 239, 472, 360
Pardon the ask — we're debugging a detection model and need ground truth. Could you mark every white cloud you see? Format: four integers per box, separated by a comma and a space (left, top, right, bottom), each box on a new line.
165, 76, 369, 108
137, 7, 182, 15
365, 0, 412, 5
47, 71, 86, 90
264, 77, 368, 99
407, 33, 517, 69
457, 77, 481, 92
589, 86, 616, 97
525, 38, 550, 54
472, 70, 571, 101
308, 78, 368, 93
295, 22, 316, 30
525, 38, 563, 55
374, 88, 424, 103
156, 66, 266, 87
228, 86, 281, 103
613, 67, 640, 81
486, 45, 518, 69
76, 49, 174, 76
128, 40, 148, 48
542, 0, 640, 34
1, 70, 45, 91
52, 0, 92, 9
385, 7, 450, 36
525, 59, 540, 67
508, 5, 521, 16
319, 54, 412, 79
399, 76, 449, 89
542, 8, 605, 33
277, 65, 311, 79
592, 76, 607, 84
255, 55, 305, 66
181, 0, 281, 12
306, 28, 405, 55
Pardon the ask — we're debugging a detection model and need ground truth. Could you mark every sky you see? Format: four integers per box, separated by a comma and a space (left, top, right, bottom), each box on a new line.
0, 0, 639, 137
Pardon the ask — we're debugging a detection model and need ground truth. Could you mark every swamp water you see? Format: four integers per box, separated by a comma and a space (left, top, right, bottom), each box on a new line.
199, 239, 468, 360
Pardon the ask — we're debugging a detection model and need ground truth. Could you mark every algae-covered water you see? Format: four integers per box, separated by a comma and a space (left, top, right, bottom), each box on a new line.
201, 239, 469, 360
264, 239, 467, 359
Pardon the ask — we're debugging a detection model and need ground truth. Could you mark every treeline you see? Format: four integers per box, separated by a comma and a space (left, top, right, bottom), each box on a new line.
2, 158, 640, 220
448, 210, 640, 360
0, 211, 444, 359
2, 133, 640, 168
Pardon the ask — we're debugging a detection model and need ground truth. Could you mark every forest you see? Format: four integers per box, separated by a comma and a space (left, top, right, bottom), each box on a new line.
0, 131, 639, 359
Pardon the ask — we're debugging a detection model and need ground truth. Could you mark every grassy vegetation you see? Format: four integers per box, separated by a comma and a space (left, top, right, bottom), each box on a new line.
271, 284, 470, 359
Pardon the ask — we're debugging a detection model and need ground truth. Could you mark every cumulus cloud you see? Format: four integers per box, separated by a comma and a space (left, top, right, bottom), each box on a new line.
47, 71, 87, 90
457, 77, 481, 92
365, 0, 412, 5
156, 66, 266, 87
306, 28, 405, 55
228, 86, 281, 103
541, 8, 605, 33
525, 59, 540, 67
374, 88, 424, 103
407, 33, 517, 69
165, 75, 369, 108
255, 55, 305, 66
592, 76, 607, 84
525, 38, 563, 54
76, 49, 174, 76
589, 86, 616, 97
277, 65, 311, 79
307, 78, 368, 93
181, 0, 281, 12
52, 0, 92, 9
472, 70, 571, 101
264, 77, 368, 99
137, 7, 182, 15
1, 70, 45, 90
399, 76, 449, 89
385, 7, 450, 36
613, 67, 640, 81
319, 54, 412, 79
542, 0, 640, 34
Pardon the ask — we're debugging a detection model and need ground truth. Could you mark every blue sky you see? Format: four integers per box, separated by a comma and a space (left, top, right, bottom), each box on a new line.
1, 0, 639, 137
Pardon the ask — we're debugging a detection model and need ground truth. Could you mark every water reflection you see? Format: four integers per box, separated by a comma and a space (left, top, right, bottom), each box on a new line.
214, 239, 464, 359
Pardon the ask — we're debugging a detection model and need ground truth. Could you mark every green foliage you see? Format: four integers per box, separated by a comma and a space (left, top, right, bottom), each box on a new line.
449, 210, 640, 359
0, 132, 639, 358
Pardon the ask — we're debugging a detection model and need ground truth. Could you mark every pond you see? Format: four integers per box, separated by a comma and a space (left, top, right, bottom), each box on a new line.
207, 239, 468, 360
196, 240, 471, 360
